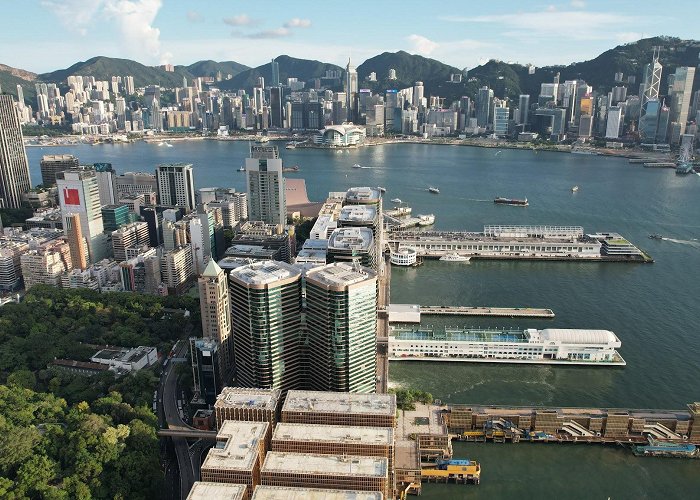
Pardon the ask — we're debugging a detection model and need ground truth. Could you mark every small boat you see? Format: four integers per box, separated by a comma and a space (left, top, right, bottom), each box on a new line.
494, 197, 528, 206
391, 198, 402, 204
428, 187, 440, 194
495, 150, 502, 156
165, 142, 173, 147
571, 186, 579, 192
352, 163, 371, 169
378, 187, 386, 193
417, 214, 435, 226
649, 234, 663, 240
285, 142, 296, 149
282, 166, 300, 172
237, 166, 245, 172
440, 252, 471, 262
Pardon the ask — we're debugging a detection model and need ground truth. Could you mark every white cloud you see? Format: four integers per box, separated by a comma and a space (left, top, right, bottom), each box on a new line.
243, 28, 291, 39
187, 11, 203, 23
616, 32, 644, 43
284, 18, 312, 28
103, 0, 168, 62
223, 14, 258, 26
407, 35, 439, 55
440, 9, 639, 42
571, 0, 586, 8
41, 0, 104, 36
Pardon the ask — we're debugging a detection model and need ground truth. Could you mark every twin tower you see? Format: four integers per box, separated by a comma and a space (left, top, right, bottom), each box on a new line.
199, 257, 378, 397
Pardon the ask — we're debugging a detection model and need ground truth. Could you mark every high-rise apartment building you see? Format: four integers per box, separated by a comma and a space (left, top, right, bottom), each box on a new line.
0, 94, 32, 208
111, 222, 149, 262
156, 163, 195, 213
228, 261, 302, 393
305, 263, 378, 393
20, 238, 72, 289
199, 259, 233, 379
161, 245, 193, 294
245, 146, 286, 225
40, 154, 79, 187
94, 163, 117, 206
57, 169, 108, 263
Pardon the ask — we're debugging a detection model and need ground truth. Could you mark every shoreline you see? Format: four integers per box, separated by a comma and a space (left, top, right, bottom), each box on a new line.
23, 134, 673, 160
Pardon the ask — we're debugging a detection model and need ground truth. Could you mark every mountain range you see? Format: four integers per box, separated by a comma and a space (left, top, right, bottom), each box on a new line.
2, 37, 699, 107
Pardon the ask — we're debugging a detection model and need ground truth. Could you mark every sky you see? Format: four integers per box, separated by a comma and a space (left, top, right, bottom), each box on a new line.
1, 0, 699, 74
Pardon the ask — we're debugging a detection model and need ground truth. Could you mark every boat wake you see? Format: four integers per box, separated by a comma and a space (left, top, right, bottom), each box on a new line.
661, 237, 700, 247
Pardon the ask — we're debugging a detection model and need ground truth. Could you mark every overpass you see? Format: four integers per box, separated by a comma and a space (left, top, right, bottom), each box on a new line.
158, 429, 217, 440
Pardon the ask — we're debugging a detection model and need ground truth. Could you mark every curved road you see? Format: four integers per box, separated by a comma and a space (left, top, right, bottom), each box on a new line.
159, 341, 198, 499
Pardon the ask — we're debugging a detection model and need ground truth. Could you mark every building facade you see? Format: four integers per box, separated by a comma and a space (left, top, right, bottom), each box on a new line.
245, 146, 286, 225
0, 94, 32, 208
156, 163, 196, 213
199, 259, 233, 379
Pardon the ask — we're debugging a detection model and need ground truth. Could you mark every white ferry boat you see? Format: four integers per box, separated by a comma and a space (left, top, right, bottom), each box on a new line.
285, 142, 296, 149
428, 187, 440, 194
388, 327, 625, 366
439, 252, 470, 262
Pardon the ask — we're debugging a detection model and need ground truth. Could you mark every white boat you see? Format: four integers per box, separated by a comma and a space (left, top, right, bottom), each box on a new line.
165, 142, 173, 147
285, 142, 296, 149
237, 167, 245, 172
440, 252, 470, 262
378, 186, 386, 193
391, 198, 402, 204
352, 163, 371, 169
255, 136, 269, 144
417, 214, 435, 226
571, 186, 579, 192
428, 187, 440, 194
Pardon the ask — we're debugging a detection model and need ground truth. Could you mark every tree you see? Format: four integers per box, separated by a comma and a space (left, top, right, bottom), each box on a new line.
7, 369, 36, 389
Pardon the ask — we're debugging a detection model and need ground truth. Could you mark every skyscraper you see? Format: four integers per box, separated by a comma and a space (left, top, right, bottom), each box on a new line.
0, 94, 31, 208
270, 86, 283, 128
345, 59, 358, 122
476, 86, 494, 128
57, 169, 108, 263
605, 106, 623, 139
64, 213, 88, 270
518, 95, 530, 126
228, 261, 302, 393
245, 146, 286, 225
40, 154, 79, 187
668, 66, 696, 143
271, 58, 280, 87
639, 49, 663, 140
155, 163, 195, 213
305, 263, 378, 393
198, 259, 233, 380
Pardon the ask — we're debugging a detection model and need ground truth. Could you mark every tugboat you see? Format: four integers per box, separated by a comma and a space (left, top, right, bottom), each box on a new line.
494, 197, 528, 206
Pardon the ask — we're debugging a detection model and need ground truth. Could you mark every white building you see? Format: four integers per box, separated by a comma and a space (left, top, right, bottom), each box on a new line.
91, 346, 158, 372
389, 327, 625, 365
156, 163, 195, 213
312, 124, 366, 147
56, 169, 109, 262
246, 146, 286, 225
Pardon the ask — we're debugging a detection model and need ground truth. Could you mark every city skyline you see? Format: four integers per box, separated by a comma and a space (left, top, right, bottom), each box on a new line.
3, 0, 699, 73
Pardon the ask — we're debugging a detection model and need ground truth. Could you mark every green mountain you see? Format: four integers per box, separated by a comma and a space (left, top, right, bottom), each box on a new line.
38, 56, 193, 88
183, 60, 249, 79
218, 55, 344, 91
357, 50, 459, 89
0, 64, 36, 104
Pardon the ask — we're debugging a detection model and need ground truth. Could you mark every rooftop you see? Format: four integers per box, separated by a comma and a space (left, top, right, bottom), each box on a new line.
217, 257, 256, 272
229, 261, 301, 287
251, 486, 382, 500
304, 263, 376, 290
224, 245, 279, 259
187, 482, 246, 500
201, 420, 268, 471
345, 187, 381, 204
339, 205, 377, 224
328, 228, 374, 252
273, 423, 393, 446
262, 452, 387, 477
215, 387, 282, 412
282, 390, 396, 416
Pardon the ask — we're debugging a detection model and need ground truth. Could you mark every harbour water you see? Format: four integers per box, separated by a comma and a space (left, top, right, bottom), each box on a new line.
26, 141, 700, 498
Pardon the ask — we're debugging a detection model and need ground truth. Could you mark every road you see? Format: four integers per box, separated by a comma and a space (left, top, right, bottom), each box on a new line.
159, 341, 198, 499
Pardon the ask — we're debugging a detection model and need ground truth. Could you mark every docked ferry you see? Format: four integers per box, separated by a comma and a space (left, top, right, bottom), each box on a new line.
494, 197, 528, 206
388, 327, 625, 366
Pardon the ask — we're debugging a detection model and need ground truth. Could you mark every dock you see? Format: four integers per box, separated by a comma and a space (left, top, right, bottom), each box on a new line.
420, 305, 554, 318
643, 162, 676, 168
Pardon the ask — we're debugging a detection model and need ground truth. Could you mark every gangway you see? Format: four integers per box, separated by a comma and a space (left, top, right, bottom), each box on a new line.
642, 423, 681, 440
561, 420, 594, 437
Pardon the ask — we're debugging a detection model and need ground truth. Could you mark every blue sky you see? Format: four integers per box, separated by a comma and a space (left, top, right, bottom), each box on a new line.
2, 0, 698, 73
